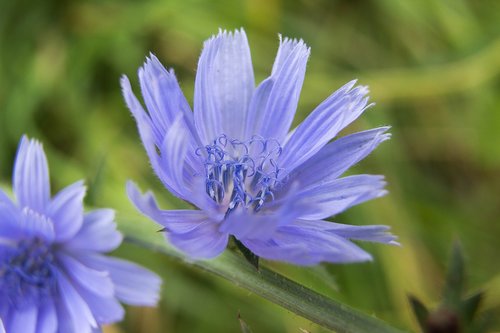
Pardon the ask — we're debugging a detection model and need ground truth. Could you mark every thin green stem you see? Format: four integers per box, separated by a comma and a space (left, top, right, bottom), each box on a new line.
121, 219, 408, 333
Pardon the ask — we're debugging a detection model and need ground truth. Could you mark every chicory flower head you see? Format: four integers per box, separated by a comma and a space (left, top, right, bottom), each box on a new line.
0, 136, 161, 332
122, 29, 398, 265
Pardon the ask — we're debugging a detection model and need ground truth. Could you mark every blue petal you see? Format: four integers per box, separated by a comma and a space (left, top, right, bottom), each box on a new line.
78, 253, 161, 306
126, 180, 164, 222
127, 181, 224, 227
219, 198, 303, 240
246, 36, 310, 143
158, 210, 211, 233
35, 298, 57, 333
122, 76, 188, 199
279, 81, 372, 172
294, 175, 387, 220
67, 209, 122, 252
243, 224, 372, 265
20, 207, 55, 241
127, 181, 227, 258
13, 136, 50, 213
0, 196, 22, 238
76, 287, 124, 325
8, 305, 37, 333
158, 115, 194, 196
138, 54, 201, 146
56, 268, 97, 332
194, 29, 255, 142
57, 252, 114, 297
244, 78, 272, 139
123, 75, 203, 201
0, 318, 4, 333
292, 219, 399, 245
47, 180, 86, 242
290, 127, 390, 188
168, 220, 229, 259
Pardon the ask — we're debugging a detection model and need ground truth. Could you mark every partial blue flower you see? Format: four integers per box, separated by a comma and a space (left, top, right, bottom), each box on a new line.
0, 136, 161, 333
122, 29, 398, 266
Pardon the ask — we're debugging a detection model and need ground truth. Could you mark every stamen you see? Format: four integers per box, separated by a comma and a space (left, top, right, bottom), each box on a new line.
201, 134, 285, 215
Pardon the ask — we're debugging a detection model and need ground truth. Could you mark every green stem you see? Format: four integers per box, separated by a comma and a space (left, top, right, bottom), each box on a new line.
121, 219, 407, 333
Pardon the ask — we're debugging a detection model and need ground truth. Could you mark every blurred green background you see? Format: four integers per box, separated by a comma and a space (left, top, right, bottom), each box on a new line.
1, 0, 499, 332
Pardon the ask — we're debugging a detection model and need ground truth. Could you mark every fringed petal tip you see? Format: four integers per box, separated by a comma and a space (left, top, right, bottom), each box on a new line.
201, 28, 248, 51
140, 53, 177, 81
13, 135, 51, 212
277, 34, 311, 53
119, 75, 131, 96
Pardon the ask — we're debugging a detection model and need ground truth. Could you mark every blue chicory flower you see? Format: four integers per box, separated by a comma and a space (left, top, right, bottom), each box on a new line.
122, 29, 398, 265
0, 136, 161, 332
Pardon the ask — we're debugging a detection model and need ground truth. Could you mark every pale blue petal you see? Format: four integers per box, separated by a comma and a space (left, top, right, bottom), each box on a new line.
20, 207, 55, 241
56, 268, 97, 332
246, 36, 310, 143
126, 181, 164, 223
78, 254, 161, 306
8, 305, 37, 333
54, 291, 81, 333
126, 181, 226, 258
70, 279, 124, 326
123, 76, 200, 201
243, 224, 372, 265
13, 136, 50, 212
292, 219, 399, 245
289, 127, 390, 188
158, 115, 193, 195
138, 54, 200, 146
77, 288, 124, 325
295, 175, 387, 220
218, 198, 302, 240
36, 299, 57, 333
67, 209, 122, 252
194, 29, 255, 142
123, 68, 202, 180
243, 78, 273, 139
0, 318, 4, 333
47, 180, 86, 242
127, 181, 222, 227
121, 76, 187, 199
57, 252, 114, 298
279, 81, 372, 172
138, 56, 204, 178
158, 209, 211, 233
0, 200, 22, 238
168, 220, 228, 259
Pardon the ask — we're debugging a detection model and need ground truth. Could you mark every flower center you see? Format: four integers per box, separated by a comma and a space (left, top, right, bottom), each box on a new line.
0, 238, 56, 308
200, 135, 285, 216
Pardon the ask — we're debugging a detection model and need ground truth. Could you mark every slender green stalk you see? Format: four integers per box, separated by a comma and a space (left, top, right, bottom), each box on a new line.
121, 218, 407, 333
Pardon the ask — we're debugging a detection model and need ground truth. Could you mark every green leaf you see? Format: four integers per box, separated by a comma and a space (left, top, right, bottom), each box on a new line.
408, 295, 429, 332
120, 217, 407, 333
443, 241, 465, 306
461, 292, 483, 323
467, 311, 495, 333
